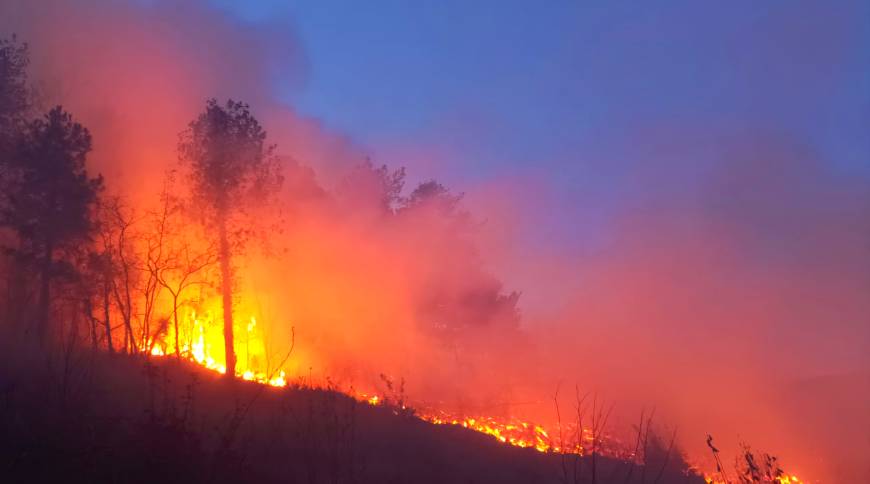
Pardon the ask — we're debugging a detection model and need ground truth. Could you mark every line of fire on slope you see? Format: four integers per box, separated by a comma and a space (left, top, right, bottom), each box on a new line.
144, 303, 805, 484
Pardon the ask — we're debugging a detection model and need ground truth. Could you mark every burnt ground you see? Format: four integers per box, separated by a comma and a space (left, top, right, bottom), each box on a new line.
0, 341, 705, 484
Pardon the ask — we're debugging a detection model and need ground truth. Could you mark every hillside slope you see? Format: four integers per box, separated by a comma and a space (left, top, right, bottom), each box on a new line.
0, 343, 704, 484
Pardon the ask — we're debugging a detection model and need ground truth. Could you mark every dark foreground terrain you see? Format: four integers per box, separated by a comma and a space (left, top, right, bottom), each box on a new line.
0, 340, 704, 484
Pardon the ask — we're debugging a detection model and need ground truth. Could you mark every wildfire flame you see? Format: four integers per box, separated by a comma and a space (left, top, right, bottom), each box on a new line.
148, 304, 288, 388
705, 477, 803, 484
145, 302, 806, 484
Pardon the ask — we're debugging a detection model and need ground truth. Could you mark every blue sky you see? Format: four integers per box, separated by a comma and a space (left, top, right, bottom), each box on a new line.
210, 1, 868, 167
206, 0, 869, 255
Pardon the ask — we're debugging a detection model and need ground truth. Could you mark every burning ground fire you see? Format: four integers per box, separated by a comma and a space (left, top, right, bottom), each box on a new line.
149, 308, 288, 387
144, 303, 806, 484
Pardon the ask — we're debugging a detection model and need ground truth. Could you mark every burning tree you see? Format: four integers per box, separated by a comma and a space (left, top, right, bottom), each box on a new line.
178, 99, 282, 378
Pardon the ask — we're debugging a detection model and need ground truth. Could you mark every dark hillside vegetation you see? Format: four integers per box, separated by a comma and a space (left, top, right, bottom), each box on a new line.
0, 336, 704, 484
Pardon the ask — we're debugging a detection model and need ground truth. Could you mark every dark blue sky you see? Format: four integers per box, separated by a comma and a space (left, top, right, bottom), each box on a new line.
208, 0, 869, 254
212, 2, 867, 166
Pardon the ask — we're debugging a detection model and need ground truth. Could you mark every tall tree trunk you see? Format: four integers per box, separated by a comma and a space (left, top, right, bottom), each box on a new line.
113, 269, 136, 354
36, 240, 53, 344
172, 294, 181, 361
103, 278, 113, 354
85, 296, 97, 350
122, 317, 128, 354
123, 272, 135, 353
218, 217, 236, 378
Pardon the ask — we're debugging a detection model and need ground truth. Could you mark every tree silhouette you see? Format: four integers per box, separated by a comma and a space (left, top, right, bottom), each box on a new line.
178, 99, 282, 378
399, 179, 520, 344
0, 106, 103, 342
97, 196, 139, 353
338, 158, 406, 214
82, 249, 114, 353
401, 179, 471, 228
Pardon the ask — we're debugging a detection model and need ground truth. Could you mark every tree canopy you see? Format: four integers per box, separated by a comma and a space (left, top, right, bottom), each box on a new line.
1, 106, 103, 260
0, 106, 103, 339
